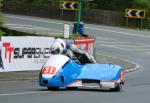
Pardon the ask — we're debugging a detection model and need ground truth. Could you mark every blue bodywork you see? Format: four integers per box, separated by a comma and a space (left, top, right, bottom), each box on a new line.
39, 59, 124, 88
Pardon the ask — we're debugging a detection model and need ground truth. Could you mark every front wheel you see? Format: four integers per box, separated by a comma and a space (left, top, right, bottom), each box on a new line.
47, 87, 59, 90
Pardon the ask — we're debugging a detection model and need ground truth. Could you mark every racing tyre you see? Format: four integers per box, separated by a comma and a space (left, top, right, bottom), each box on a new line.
47, 87, 59, 90
110, 83, 122, 92
66, 87, 78, 90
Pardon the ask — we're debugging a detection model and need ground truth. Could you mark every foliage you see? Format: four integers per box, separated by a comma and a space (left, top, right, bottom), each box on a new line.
47, 34, 82, 38
6, 0, 59, 6
0, 29, 5, 36
0, 0, 3, 27
132, 0, 150, 28
88, 0, 134, 11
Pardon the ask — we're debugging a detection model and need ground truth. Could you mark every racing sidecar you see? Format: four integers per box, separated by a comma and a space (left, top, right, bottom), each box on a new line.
39, 55, 124, 91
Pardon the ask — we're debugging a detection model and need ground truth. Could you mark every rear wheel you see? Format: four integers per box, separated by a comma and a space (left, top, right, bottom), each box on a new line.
66, 87, 78, 90
110, 83, 122, 92
47, 87, 59, 90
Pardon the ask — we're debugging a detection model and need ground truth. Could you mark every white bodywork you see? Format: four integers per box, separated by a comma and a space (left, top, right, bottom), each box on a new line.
67, 81, 82, 87
42, 55, 69, 78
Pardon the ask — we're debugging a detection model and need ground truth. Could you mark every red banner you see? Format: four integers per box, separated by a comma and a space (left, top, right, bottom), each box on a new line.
74, 38, 95, 55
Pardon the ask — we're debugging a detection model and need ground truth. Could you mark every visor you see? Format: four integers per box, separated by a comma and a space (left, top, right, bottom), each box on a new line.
51, 48, 60, 54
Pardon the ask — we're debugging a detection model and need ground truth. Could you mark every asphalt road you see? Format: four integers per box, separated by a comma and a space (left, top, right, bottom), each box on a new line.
1, 14, 150, 103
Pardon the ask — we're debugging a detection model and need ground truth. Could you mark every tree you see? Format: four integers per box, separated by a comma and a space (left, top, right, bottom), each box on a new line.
89, 0, 134, 11
0, 0, 3, 27
132, 0, 150, 28
88, 0, 150, 28
5, 0, 60, 6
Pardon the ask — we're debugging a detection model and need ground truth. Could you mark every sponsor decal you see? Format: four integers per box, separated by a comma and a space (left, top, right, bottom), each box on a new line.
0, 50, 4, 70
0, 36, 55, 71
2, 42, 51, 63
42, 66, 56, 75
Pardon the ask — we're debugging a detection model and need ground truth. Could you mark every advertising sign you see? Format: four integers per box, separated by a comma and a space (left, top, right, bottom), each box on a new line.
0, 37, 95, 72
0, 36, 55, 72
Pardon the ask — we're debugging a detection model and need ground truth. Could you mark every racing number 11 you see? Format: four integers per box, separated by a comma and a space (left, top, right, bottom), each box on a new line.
42, 66, 56, 75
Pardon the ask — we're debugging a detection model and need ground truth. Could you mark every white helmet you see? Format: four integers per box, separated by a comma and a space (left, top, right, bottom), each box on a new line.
50, 42, 63, 54
55, 38, 66, 49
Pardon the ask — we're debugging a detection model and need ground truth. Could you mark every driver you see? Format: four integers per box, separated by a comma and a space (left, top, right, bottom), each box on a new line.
50, 42, 63, 55
50, 38, 96, 64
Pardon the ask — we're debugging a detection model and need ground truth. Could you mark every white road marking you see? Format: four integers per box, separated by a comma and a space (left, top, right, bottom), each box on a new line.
96, 37, 118, 41
100, 44, 150, 51
5, 23, 40, 27
8, 26, 63, 33
5, 23, 63, 32
9, 26, 49, 30
0, 91, 49, 97
85, 26, 150, 38
5, 15, 64, 25
96, 41, 131, 44
99, 43, 150, 50
5, 14, 150, 38
97, 39, 150, 51
135, 42, 150, 47
146, 52, 150, 55
97, 40, 150, 48
108, 45, 148, 47
127, 48, 150, 51
99, 44, 130, 51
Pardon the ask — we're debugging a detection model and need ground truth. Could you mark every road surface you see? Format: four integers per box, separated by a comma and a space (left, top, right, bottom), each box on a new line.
1, 14, 150, 103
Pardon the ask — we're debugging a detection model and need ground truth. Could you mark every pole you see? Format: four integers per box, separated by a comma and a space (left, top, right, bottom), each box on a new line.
61, 10, 64, 19
126, 18, 128, 27
140, 19, 143, 29
76, 0, 82, 34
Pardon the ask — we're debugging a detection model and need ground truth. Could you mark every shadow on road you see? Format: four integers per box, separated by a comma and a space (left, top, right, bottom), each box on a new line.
37, 87, 124, 93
